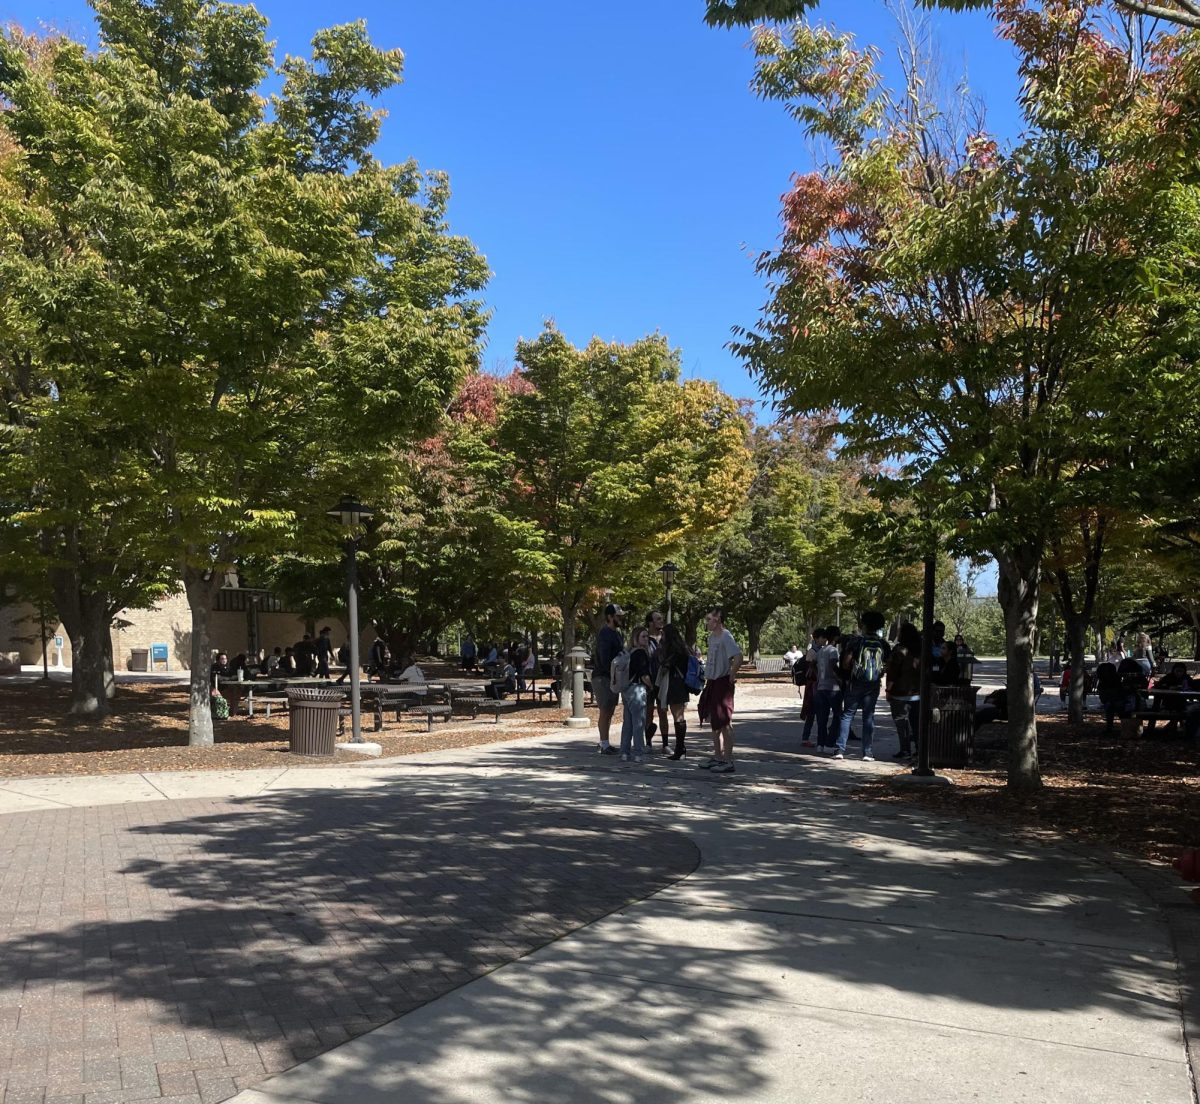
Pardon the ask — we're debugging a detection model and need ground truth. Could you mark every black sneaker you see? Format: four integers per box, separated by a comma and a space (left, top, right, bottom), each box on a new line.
598, 744, 618, 755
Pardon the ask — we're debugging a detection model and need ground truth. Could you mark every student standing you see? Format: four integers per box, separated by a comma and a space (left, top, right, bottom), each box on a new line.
886, 622, 922, 759
620, 628, 653, 762
658, 624, 692, 759
592, 603, 625, 755
813, 626, 843, 755
835, 610, 891, 761
699, 608, 743, 774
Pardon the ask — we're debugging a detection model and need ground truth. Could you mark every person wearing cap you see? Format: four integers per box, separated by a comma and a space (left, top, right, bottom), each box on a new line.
592, 603, 625, 754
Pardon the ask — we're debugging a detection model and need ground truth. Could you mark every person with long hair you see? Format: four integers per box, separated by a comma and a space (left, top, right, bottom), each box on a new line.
620, 626, 653, 762
658, 624, 693, 759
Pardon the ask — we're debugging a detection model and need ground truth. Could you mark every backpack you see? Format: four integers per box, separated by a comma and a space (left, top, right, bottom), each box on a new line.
845, 635, 888, 686
685, 655, 706, 694
791, 655, 810, 686
610, 648, 634, 694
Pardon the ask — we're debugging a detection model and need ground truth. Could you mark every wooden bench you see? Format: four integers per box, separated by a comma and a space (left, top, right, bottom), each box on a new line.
453, 696, 521, 723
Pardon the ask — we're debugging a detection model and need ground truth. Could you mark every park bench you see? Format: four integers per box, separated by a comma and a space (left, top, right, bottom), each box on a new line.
453, 696, 521, 723
336, 688, 417, 734
398, 702, 454, 731
247, 690, 289, 718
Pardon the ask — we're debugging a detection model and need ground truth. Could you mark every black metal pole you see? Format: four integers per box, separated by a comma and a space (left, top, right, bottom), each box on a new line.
38, 600, 50, 680
347, 540, 363, 743
666, 581, 673, 625
913, 555, 936, 777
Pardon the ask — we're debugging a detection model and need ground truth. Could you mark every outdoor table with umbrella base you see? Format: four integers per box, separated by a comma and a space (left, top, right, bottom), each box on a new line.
286, 687, 344, 756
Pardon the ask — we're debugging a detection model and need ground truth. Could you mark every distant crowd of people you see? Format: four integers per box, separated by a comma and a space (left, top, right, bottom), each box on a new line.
784, 617, 970, 761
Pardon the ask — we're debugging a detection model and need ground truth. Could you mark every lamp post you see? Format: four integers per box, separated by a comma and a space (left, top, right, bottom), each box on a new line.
327, 496, 374, 743
830, 589, 847, 629
658, 561, 679, 625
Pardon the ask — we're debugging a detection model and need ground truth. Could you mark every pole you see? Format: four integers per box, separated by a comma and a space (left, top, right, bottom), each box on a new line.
835, 598, 842, 629
347, 540, 363, 744
666, 581, 673, 625
914, 555, 936, 777
38, 600, 49, 681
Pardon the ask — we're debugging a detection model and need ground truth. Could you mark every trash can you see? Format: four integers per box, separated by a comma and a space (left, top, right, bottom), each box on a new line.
928, 684, 979, 768
286, 687, 344, 757
129, 647, 150, 672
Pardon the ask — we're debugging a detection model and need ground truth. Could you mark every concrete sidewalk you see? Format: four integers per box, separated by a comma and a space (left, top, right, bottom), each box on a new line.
0, 682, 1190, 1103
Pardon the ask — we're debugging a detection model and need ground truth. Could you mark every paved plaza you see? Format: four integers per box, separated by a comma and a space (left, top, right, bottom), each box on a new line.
0, 681, 1192, 1103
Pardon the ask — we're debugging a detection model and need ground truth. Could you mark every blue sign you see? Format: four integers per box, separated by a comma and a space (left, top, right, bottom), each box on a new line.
151, 644, 169, 663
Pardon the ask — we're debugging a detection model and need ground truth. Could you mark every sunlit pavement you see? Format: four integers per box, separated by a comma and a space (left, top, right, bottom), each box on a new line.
0, 679, 1188, 1103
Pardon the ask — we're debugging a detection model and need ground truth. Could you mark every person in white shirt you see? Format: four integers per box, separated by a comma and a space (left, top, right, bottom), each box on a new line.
699, 608, 743, 774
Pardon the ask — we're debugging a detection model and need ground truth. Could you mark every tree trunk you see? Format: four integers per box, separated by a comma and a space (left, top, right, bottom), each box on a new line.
184, 569, 221, 747
747, 621, 762, 662
996, 546, 1042, 792
561, 602, 577, 655
49, 569, 111, 718
69, 592, 113, 717
1064, 614, 1088, 724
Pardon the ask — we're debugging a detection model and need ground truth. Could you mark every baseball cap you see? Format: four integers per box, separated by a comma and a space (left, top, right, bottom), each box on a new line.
604, 603, 624, 618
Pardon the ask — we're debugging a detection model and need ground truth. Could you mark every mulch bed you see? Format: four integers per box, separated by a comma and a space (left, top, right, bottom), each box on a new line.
0, 681, 579, 778
855, 713, 1200, 864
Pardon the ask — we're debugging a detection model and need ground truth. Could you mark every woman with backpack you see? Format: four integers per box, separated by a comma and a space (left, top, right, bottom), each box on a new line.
619, 627, 654, 762
657, 624, 693, 759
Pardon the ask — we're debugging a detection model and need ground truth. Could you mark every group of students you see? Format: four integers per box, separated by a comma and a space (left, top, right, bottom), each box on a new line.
591, 604, 744, 772
787, 616, 963, 761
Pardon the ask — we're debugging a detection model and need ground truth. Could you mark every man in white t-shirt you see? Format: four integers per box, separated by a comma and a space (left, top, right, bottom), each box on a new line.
700, 608, 743, 774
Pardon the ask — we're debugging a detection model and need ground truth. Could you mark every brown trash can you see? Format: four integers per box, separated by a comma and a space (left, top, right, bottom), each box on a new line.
286, 687, 344, 757
928, 684, 979, 768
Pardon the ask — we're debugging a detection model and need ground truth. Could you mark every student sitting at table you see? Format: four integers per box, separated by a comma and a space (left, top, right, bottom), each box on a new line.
396, 657, 426, 683
277, 647, 298, 676
486, 661, 517, 700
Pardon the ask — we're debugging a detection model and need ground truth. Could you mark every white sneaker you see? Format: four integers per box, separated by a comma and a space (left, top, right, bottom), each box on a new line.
619, 753, 630, 762
833, 751, 845, 760
862, 753, 875, 762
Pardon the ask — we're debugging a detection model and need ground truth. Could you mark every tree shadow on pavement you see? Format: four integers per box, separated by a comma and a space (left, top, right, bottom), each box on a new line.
0, 704, 1186, 1103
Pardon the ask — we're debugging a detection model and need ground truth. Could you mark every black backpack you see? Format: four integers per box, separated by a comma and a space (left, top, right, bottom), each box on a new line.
791, 656, 810, 686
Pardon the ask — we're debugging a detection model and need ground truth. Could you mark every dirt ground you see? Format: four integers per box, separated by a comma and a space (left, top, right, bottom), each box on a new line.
857, 713, 1200, 865
0, 680, 580, 777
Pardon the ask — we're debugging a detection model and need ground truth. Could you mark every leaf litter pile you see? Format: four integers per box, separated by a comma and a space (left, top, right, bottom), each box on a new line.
857, 714, 1200, 864
0, 681, 572, 778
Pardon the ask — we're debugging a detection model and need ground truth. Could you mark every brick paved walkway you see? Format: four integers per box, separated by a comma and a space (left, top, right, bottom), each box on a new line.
0, 789, 699, 1104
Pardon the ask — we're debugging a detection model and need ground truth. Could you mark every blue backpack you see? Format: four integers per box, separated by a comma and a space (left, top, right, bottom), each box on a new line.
685, 655, 706, 694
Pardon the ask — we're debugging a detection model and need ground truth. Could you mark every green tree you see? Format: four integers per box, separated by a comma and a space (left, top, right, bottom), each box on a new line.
728, 5, 1200, 789
0, 4, 487, 741
495, 326, 751, 652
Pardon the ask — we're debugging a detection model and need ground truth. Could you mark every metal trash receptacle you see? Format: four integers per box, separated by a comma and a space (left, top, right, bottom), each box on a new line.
928, 684, 979, 768
286, 687, 343, 757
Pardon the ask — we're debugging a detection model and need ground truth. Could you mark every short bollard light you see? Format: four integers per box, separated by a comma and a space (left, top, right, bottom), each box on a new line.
565, 645, 591, 728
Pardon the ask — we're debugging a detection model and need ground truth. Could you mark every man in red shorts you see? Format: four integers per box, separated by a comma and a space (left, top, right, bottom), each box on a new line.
700, 607, 743, 774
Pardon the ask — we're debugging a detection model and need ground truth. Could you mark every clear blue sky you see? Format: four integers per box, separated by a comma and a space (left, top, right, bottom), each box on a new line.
3, 0, 1020, 403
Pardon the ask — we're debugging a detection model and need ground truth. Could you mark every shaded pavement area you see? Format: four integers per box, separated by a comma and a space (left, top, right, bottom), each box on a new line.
0, 679, 1192, 1103
0, 793, 698, 1103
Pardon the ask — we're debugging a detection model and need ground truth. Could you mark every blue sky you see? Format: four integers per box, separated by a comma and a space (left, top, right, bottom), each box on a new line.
4, 1, 1017, 593
3, 0, 1021, 404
